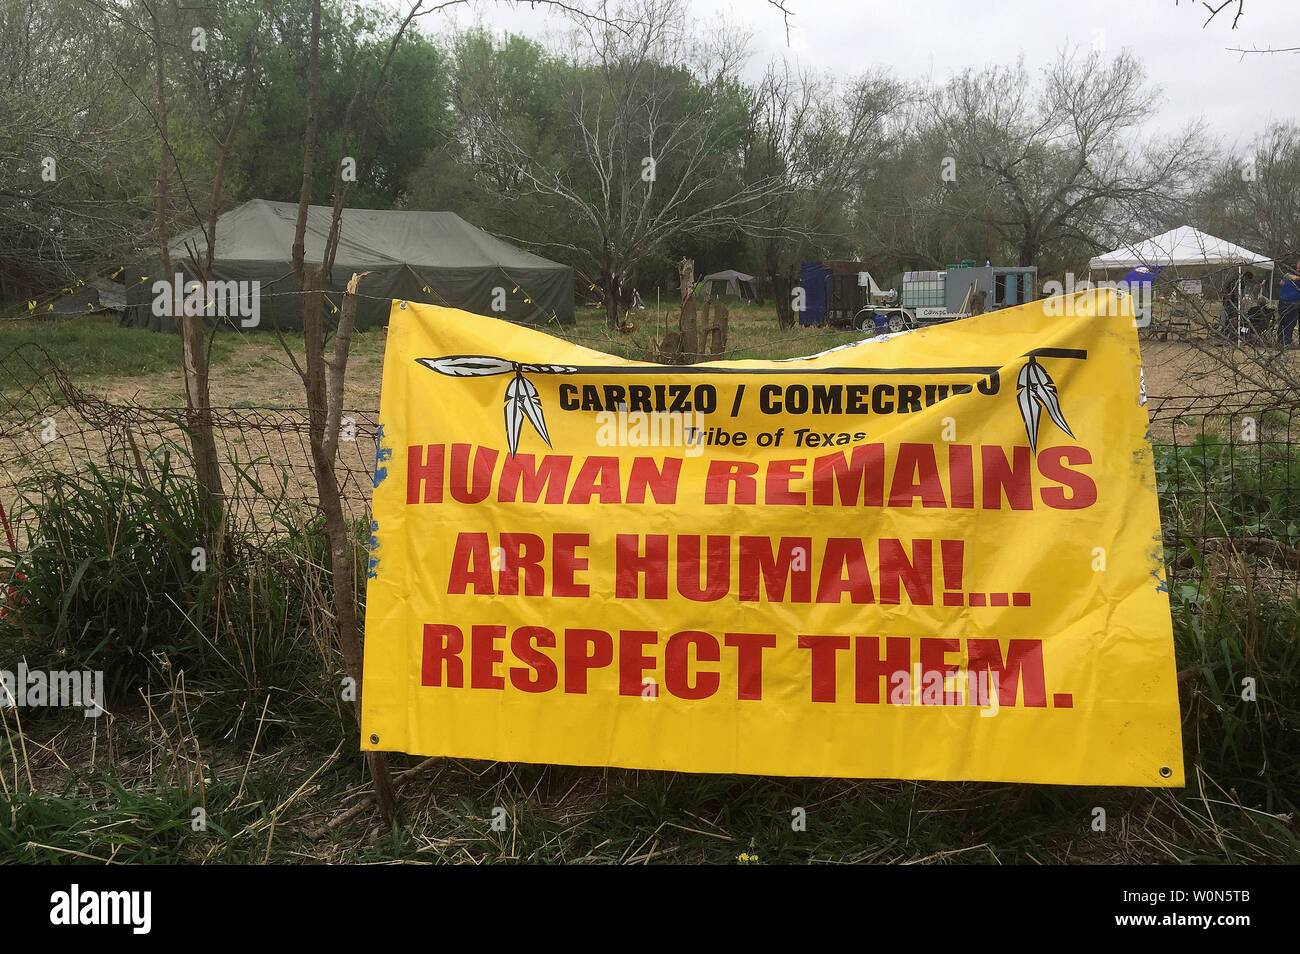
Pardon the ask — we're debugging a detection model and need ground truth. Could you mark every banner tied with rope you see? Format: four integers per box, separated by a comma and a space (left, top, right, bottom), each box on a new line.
361, 289, 1184, 786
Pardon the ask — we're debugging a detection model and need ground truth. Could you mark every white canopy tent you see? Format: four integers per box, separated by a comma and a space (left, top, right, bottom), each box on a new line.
1089, 226, 1272, 272
1089, 227, 1274, 336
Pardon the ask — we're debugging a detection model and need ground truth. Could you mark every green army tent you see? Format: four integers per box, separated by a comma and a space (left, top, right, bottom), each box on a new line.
122, 199, 574, 331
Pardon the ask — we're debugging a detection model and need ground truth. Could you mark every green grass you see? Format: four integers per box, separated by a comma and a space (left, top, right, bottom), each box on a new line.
3, 668, 1294, 864
0, 441, 353, 746
0, 316, 237, 381
1155, 431, 1300, 542
554, 301, 866, 362
0, 741, 358, 863
0, 313, 385, 375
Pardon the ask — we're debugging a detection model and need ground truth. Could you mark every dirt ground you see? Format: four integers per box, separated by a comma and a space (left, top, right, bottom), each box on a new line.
1138, 339, 1299, 398
91, 333, 390, 410
78, 326, 1299, 413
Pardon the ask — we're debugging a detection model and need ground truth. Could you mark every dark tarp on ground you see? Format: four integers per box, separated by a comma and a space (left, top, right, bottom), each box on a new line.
121, 199, 574, 332
48, 277, 126, 315
50, 286, 105, 315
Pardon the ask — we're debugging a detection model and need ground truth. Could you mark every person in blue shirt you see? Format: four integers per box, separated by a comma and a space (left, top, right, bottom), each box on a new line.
1280, 258, 1300, 349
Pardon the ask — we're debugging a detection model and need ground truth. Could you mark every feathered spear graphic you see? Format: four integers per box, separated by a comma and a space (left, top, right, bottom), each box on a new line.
1016, 356, 1073, 453
416, 356, 575, 456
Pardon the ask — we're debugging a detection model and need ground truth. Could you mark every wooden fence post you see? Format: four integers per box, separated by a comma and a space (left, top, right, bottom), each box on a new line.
712, 300, 729, 355
678, 258, 697, 363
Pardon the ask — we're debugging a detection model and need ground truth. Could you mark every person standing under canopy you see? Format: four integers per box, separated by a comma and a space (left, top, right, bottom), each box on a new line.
1279, 258, 1300, 349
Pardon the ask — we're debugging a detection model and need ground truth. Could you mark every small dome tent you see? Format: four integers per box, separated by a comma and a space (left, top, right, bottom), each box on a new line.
699, 269, 759, 302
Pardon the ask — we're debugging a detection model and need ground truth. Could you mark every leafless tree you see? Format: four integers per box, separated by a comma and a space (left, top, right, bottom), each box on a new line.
1193, 123, 1300, 265
284, 0, 667, 826
746, 61, 906, 326
0, 0, 140, 301
934, 48, 1211, 267
138, 0, 255, 517
461, 0, 793, 329
1192, 0, 1300, 55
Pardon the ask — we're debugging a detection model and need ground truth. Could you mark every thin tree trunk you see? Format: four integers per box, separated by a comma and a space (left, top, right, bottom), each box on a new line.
150, 3, 224, 517
152, 10, 169, 284
302, 269, 397, 825
289, 1, 397, 828
202, 50, 257, 280
604, 272, 620, 331
291, 1, 322, 282
773, 270, 794, 329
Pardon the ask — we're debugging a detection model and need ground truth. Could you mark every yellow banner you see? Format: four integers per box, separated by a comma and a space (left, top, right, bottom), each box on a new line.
361, 290, 1184, 786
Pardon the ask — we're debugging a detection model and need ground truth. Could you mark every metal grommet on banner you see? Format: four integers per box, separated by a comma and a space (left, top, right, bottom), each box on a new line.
1159, 766, 1172, 778
398, 301, 407, 310
370, 734, 380, 744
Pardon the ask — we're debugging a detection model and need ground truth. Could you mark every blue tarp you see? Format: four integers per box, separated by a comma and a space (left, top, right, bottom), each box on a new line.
1121, 265, 1163, 285
799, 261, 830, 326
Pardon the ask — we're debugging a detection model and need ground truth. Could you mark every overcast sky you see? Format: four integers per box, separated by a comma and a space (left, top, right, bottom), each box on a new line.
429, 0, 1299, 148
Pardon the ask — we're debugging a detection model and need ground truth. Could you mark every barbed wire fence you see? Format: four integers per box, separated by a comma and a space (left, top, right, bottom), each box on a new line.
0, 343, 380, 548
2, 341, 1299, 595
